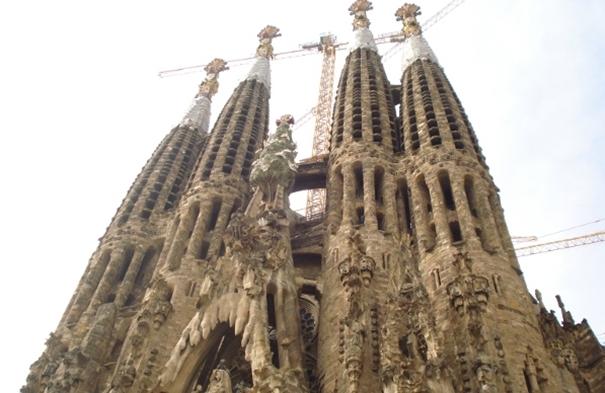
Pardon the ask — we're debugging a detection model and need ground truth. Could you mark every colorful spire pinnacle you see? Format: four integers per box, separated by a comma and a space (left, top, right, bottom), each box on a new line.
395, 3, 423, 38
197, 58, 229, 99
395, 3, 439, 71
248, 25, 281, 90
348, 0, 378, 53
349, 0, 373, 30
255, 25, 281, 59
180, 58, 229, 132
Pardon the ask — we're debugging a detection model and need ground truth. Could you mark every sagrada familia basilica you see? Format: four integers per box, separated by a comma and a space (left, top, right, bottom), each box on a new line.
22, 2, 605, 392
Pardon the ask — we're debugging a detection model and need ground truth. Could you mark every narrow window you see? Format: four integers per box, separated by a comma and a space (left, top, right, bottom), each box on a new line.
464, 176, 478, 217
207, 198, 222, 231
354, 164, 364, 199
450, 221, 463, 242
438, 171, 456, 211
199, 241, 210, 260
266, 293, 280, 368
374, 167, 384, 205
117, 247, 135, 283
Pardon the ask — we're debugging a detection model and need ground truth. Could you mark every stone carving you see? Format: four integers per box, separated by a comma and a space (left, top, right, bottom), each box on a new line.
152, 281, 173, 329
204, 360, 232, 393
473, 355, 498, 393
158, 129, 305, 392
103, 359, 137, 393
446, 253, 490, 315
250, 115, 298, 210
339, 317, 365, 393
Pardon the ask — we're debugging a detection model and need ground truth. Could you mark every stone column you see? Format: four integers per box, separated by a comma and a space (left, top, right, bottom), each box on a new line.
165, 212, 194, 270
363, 165, 377, 230
426, 175, 450, 245
342, 166, 355, 227
208, 198, 235, 259
115, 247, 146, 308
186, 199, 213, 259
410, 178, 433, 254
66, 250, 111, 325
382, 172, 399, 234
475, 181, 502, 252
451, 173, 479, 246
88, 247, 125, 311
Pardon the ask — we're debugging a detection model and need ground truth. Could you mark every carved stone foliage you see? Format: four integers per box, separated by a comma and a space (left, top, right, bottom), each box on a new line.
102, 359, 137, 393
336, 231, 376, 316
379, 253, 450, 393
250, 115, 297, 210
446, 253, 490, 315
159, 203, 306, 392
339, 317, 365, 393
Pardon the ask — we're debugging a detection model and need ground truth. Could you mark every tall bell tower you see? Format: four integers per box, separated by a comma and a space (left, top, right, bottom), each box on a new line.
22, 3, 605, 393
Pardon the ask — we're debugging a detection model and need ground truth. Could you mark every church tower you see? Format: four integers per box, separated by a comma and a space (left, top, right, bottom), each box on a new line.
23, 2, 605, 393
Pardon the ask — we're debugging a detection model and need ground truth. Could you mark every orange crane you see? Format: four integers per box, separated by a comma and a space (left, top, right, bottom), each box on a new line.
301, 33, 337, 218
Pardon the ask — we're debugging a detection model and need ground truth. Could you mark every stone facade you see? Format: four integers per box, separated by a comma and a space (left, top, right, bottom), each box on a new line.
22, 3, 604, 393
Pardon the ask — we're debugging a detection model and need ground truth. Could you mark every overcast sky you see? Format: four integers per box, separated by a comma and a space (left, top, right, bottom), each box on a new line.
2, 0, 604, 391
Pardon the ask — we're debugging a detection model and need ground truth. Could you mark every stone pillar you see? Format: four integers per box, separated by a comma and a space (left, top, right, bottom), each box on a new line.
475, 181, 502, 252
115, 247, 146, 308
342, 166, 355, 226
208, 198, 235, 259
426, 175, 450, 245
88, 247, 125, 311
165, 212, 194, 270
382, 172, 399, 234
363, 165, 377, 230
410, 178, 433, 254
451, 173, 478, 245
66, 250, 111, 325
186, 200, 213, 259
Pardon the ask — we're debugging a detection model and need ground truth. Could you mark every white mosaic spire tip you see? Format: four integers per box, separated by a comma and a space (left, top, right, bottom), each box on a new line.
401, 34, 439, 72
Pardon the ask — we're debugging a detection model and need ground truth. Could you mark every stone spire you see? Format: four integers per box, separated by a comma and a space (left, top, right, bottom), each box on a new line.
247, 25, 280, 90
348, 0, 378, 53
395, 3, 438, 71
180, 58, 229, 132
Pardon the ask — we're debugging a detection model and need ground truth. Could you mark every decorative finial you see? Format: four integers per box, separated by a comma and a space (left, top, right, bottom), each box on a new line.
256, 25, 281, 59
555, 294, 575, 326
535, 289, 545, 309
197, 58, 229, 99
349, 0, 373, 30
395, 3, 423, 38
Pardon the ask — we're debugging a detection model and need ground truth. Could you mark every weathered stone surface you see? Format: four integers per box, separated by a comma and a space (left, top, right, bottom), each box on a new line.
22, 3, 604, 393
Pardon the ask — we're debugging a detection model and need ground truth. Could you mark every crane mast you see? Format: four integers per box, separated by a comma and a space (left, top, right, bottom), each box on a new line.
304, 34, 337, 219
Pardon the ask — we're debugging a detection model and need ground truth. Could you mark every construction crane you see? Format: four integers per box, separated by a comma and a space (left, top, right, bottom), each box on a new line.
515, 230, 605, 257
301, 33, 337, 218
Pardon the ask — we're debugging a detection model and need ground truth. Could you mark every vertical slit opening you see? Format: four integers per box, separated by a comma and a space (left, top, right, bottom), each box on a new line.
450, 221, 463, 242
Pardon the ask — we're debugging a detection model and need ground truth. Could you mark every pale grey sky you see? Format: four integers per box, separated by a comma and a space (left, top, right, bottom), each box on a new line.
2, 1, 604, 391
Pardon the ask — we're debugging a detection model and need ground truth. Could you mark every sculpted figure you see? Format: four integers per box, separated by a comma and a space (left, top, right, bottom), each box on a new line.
205, 360, 232, 393
475, 357, 499, 393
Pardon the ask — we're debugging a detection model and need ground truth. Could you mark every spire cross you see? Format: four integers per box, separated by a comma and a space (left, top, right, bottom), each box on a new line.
349, 0, 373, 30
198, 58, 229, 99
395, 3, 423, 38
256, 25, 281, 59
